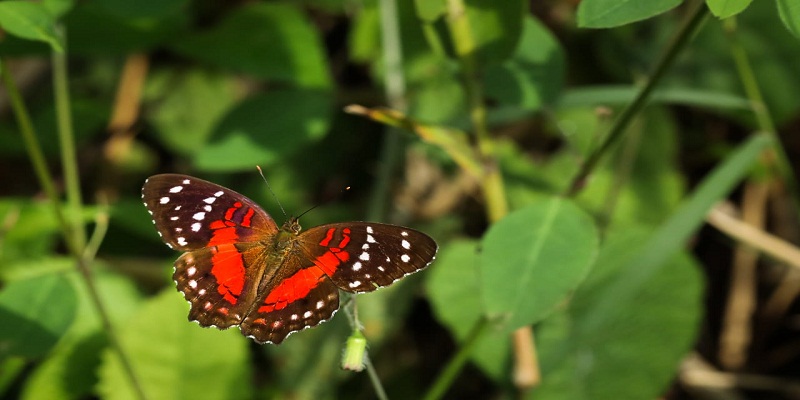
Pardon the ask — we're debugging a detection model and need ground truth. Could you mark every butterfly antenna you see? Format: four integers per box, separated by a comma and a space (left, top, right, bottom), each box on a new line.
296, 186, 351, 220
256, 166, 288, 218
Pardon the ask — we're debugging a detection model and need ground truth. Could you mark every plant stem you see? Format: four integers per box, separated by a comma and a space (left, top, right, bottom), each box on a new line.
723, 18, 799, 207
564, 0, 709, 197
1, 58, 148, 400
52, 25, 86, 250
422, 316, 489, 400
368, 0, 408, 222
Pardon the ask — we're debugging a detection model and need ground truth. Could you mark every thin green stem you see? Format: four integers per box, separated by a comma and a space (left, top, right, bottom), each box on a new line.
341, 295, 389, 400
422, 317, 490, 400
1, 59, 147, 400
84, 197, 110, 261
52, 25, 86, 251
368, 0, 408, 221
564, 0, 709, 197
723, 18, 799, 207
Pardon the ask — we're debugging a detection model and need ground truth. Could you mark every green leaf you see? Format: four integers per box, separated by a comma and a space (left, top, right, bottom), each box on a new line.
95, 0, 187, 19
170, 3, 331, 88
147, 69, 239, 155
0, 273, 77, 358
21, 269, 143, 400
578, 134, 772, 335
707, 0, 754, 18
485, 16, 566, 111
426, 240, 510, 379
98, 289, 250, 400
194, 89, 332, 171
534, 228, 702, 399
479, 197, 599, 332
777, 0, 800, 39
0, 1, 62, 52
558, 85, 752, 110
42, 0, 75, 18
577, 0, 682, 28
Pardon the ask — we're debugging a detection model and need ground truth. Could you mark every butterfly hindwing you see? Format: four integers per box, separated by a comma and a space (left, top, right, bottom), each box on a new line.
299, 222, 438, 293
142, 174, 278, 251
240, 273, 339, 344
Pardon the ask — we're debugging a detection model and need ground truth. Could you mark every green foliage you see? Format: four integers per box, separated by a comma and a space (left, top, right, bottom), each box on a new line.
0, 274, 76, 358
480, 198, 598, 332
1, 0, 798, 399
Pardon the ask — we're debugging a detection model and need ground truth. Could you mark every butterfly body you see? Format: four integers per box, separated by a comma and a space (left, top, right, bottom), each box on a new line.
142, 174, 437, 344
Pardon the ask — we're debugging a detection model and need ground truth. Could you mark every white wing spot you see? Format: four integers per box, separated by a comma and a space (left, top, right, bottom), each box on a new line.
175, 227, 183, 232
272, 320, 282, 328
198, 289, 206, 295
188, 280, 197, 289
191, 222, 201, 232
349, 281, 361, 288
193, 212, 205, 221
303, 311, 313, 319
174, 205, 182, 211
170, 216, 179, 221
367, 234, 376, 243
177, 237, 187, 246
401, 254, 411, 263
360, 252, 370, 261
362, 243, 369, 250
204, 205, 212, 212
365, 274, 371, 279
166, 243, 173, 249
203, 197, 216, 204
291, 314, 299, 321
401, 231, 409, 237
157, 231, 163, 237
169, 186, 183, 193
316, 300, 324, 309
214, 191, 224, 197
378, 266, 385, 272
160, 197, 170, 204
204, 301, 213, 310
402, 239, 411, 249
187, 266, 197, 276
385, 256, 390, 262
182, 179, 190, 184
147, 210, 153, 215
366, 226, 374, 234
352, 262, 362, 271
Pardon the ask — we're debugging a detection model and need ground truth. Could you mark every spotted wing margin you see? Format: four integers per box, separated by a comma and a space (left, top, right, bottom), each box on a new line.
299, 222, 438, 293
142, 174, 278, 251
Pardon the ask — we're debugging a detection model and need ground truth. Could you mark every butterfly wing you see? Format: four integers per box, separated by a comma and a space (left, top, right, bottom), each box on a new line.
298, 222, 438, 293
143, 174, 278, 329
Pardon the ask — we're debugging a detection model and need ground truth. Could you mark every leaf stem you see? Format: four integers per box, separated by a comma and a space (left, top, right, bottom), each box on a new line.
422, 316, 489, 400
564, 0, 709, 197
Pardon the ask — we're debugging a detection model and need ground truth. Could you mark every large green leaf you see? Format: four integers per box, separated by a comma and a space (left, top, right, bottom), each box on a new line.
777, 0, 800, 39
95, 0, 187, 19
707, 0, 753, 19
578, 0, 683, 28
98, 289, 250, 400
0, 1, 62, 52
480, 197, 598, 332
0, 273, 76, 358
484, 16, 566, 112
147, 69, 239, 156
426, 240, 510, 380
21, 269, 143, 400
170, 3, 331, 88
534, 228, 702, 399
194, 89, 332, 171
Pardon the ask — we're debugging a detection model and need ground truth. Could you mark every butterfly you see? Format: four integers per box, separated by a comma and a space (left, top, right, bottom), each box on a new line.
142, 174, 437, 344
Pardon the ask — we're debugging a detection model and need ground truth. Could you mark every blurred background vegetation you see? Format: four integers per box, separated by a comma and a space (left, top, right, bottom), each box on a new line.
1, 0, 800, 399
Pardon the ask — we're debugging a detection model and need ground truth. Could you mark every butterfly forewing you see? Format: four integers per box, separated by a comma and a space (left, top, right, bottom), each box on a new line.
142, 174, 278, 251
299, 222, 438, 293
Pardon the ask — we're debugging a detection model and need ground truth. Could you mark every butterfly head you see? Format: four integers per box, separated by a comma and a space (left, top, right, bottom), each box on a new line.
281, 217, 302, 235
